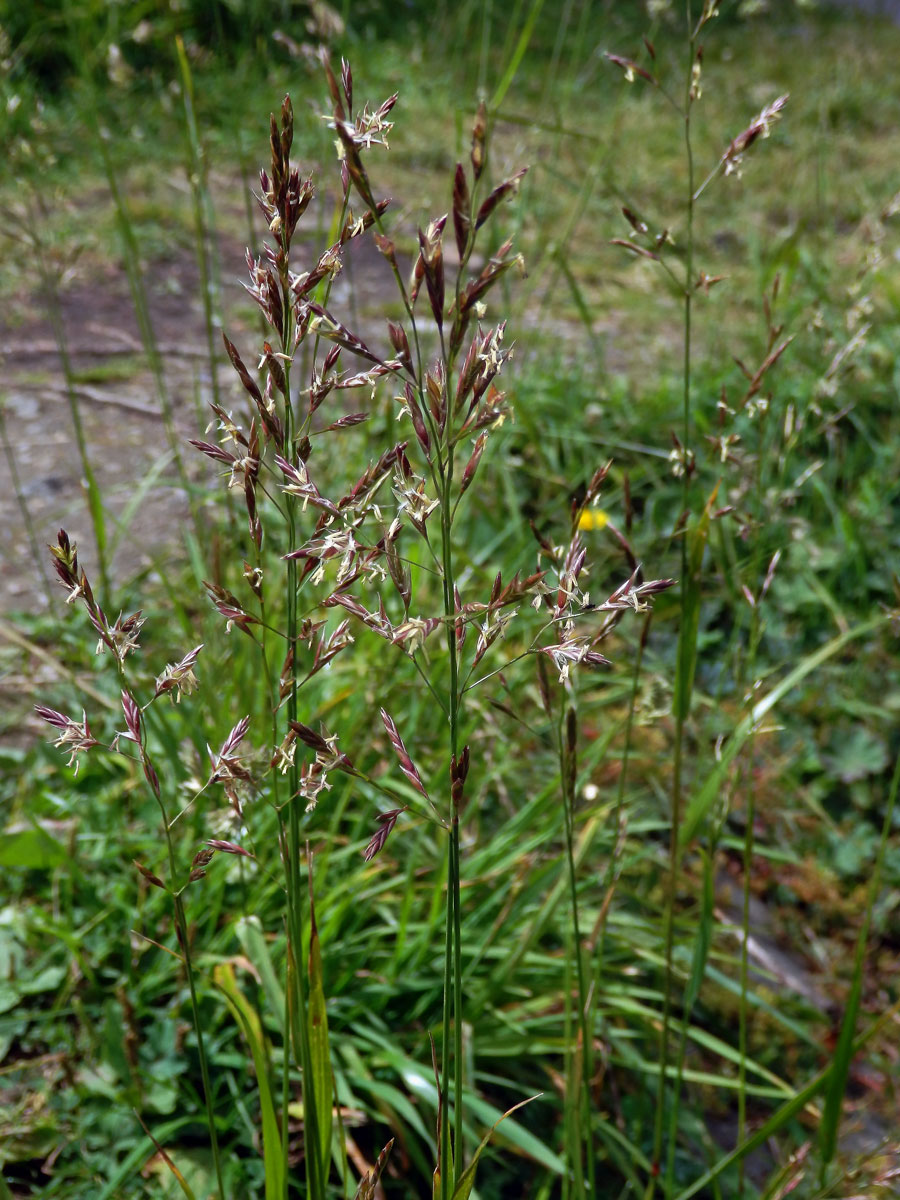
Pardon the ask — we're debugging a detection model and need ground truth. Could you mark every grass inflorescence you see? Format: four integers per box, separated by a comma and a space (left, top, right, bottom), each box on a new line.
2, 3, 900, 1199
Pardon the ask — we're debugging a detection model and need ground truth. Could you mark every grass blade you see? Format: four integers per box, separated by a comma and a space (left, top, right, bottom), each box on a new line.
489, 0, 546, 111
214, 961, 285, 1200
235, 915, 286, 1038
308, 866, 334, 1182
451, 1095, 541, 1200
132, 1111, 197, 1200
673, 994, 900, 1200
680, 613, 887, 846
819, 752, 900, 1171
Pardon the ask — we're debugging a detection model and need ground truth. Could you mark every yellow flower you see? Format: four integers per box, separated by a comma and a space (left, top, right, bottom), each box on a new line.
577, 509, 609, 532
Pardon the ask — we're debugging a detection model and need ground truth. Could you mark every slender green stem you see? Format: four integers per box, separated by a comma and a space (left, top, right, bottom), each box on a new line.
440, 839, 455, 1200
559, 700, 595, 1199
737, 411, 767, 1196
271, 189, 325, 1196
94, 127, 202, 540
437, 433, 463, 1194
736, 781, 753, 1198
136, 699, 226, 1200
818, 752, 900, 1181
452, 816, 463, 1175
594, 612, 649, 960
172, 891, 227, 1199
651, 6, 696, 1193
258, 570, 292, 1200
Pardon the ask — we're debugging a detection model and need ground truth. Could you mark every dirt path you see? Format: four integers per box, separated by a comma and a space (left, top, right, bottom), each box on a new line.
1, 253, 212, 613
0, 230, 407, 618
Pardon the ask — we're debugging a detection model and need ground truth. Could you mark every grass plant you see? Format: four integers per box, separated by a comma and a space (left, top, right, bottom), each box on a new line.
3, 4, 900, 1199
25, 52, 670, 1198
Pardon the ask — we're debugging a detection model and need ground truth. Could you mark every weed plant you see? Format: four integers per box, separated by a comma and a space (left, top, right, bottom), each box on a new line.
4, 4, 900, 1200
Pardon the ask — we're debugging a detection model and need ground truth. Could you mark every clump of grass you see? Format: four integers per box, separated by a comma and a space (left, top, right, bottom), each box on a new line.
34, 52, 672, 1197
605, 4, 897, 1196
23, 8, 900, 1200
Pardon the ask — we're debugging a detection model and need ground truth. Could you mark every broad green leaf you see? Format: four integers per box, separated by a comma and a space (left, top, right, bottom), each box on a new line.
214, 961, 285, 1200
19, 965, 66, 996
0, 828, 67, 870
236, 916, 285, 1036
451, 1095, 540, 1200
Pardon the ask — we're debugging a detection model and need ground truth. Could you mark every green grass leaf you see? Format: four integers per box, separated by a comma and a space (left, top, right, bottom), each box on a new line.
214, 961, 285, 1200
307, 895, 334, 1183
680, 613, 887, 846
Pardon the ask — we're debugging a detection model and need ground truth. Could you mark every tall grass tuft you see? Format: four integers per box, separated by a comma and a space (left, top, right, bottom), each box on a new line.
27, 10, 900, 1199
34, 52, 672, 1196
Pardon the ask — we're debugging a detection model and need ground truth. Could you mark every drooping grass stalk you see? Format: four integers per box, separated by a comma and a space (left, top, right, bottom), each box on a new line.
0, 394, 57, 613
40, 527, 227, 1195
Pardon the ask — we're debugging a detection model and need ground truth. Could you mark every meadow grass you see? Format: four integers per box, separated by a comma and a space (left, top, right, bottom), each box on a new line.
2, 4, 900, 1199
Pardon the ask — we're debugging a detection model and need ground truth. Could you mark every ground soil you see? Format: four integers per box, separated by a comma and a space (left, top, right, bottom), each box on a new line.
0, 228, 406, 618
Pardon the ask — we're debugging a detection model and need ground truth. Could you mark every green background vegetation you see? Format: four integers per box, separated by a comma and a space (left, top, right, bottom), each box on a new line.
1, 1, 899, 1197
